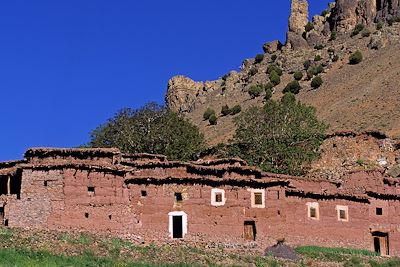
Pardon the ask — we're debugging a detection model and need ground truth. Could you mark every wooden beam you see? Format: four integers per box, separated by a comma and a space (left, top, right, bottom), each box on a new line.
7, 176, 10, 195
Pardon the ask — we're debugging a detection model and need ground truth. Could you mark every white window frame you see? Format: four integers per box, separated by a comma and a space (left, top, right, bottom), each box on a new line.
336, 205, 349, 222
306, 202, 320, 220
248, 189, 265, 208
168, 211, 188, 239
211, 189, 226, 206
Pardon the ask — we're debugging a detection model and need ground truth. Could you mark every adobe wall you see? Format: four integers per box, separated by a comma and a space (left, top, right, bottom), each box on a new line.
1, 148, 400, 256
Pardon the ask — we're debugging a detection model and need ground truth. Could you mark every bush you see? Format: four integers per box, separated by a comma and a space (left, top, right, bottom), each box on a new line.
314, 55, 322, 61
307, 64, 324, 79
248, 85, 264, 99
203, 108, 215, 121
269, 70, 281, 86
249, 67, 258, 76
264, 82, 275, 91
293, 71, 303, 81
266, 64, 283, 76
330, 31, 337, 41
321, 10, 329, 17
229, 105, 242, 115
254, 54, 264, 64
361, 29, 371, 37
351, 24, 364, 37
208, 114, 217, 125
270, 54, 277, 62
303, 60, 312, 70
311, 76, 323, 89
332, 54, 339, 62
221, 105, 230, 116
349, 50, 363, 64
264, 88, 273, 101
305, 22, 314, 32
283, 80, 301, 94
314, 44, 324, 50
376, 21, 384, 30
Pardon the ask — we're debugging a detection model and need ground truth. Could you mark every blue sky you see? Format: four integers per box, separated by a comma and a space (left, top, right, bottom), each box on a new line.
0, 0, 331, 161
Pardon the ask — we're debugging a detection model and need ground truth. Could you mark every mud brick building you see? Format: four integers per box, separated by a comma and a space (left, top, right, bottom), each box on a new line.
0, 148, 400, 256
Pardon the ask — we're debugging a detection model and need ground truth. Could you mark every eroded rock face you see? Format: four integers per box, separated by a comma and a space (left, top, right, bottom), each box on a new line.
166, 76, 219, 113
286, 0, 309, 50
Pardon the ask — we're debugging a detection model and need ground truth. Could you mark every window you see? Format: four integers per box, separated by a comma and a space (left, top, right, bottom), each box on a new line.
88, 186, 95, 194
141, 190, 147, 197
44, 181, 48, 187
376, 207, 383, 216
248, 189, 265, 208
175, 192, 183, 202
336, 205, 348, 222
85, 212, 89, 218
307, 202, 319, 220
211, 189, 225, 206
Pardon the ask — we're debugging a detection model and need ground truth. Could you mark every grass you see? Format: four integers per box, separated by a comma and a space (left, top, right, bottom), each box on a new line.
296, 246, 377, 262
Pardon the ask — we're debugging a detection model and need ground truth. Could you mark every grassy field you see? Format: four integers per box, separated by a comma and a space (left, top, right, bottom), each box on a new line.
0, 227, 399, 266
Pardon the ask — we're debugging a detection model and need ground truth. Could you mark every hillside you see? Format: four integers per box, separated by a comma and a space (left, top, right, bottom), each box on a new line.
165, 0, 400, 147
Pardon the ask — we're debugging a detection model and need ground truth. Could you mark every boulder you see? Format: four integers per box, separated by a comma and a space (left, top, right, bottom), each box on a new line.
263, 40, 282, 54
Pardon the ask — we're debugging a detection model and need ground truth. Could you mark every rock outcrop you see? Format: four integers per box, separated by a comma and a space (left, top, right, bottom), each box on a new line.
286, 0, 309, 50
166, 76, 220, 113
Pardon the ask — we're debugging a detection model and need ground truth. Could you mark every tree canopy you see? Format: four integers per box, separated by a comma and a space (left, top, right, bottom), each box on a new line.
89, 102, 204, 161
232, 93, 327, 175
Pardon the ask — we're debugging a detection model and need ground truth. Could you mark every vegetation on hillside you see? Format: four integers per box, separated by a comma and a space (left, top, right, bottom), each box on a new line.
89, 102, 204, 161
231, 93, 327, 175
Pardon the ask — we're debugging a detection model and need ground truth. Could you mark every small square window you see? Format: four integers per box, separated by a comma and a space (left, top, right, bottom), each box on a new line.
88, 186, 95, 193
141, 190, 147, 197
215, 193, 223, 203
85, 213, 89, 218
376, 207, 383, 215
175, 192, 183, 202
307, 202, 319, 220
44, 181, 48, 187
310, 207, 317, 218
211, 189, 225, 206
339, 210, 346, 220
254, 193, 263, 205
336, 205, 348, 222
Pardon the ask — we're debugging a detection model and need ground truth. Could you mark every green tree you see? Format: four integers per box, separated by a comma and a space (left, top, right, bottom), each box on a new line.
89, 102, 204, 161
248, 85, 264, 99
283, 80, 301, 94
232, 94, 327, 175
269, 70, 281, 86
203, 108, 215, 120
221, 105, 230, 116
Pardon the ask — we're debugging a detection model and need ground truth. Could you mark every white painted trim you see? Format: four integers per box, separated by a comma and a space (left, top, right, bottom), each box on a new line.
168, 211, 187, 238
306, 202, 319, 220
211, 189, 226, 206
336, 205, 349, 222
247, 189, 265, 208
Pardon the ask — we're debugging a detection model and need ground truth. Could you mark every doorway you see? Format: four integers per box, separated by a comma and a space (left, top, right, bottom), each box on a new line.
372, 231, 389, 256
244, 221, 256, 241
168, 211, 187, 239
0, 207, 3, 224
172, 216, 183, 238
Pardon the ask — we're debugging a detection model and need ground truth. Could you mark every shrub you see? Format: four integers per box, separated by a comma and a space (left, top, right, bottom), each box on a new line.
293, 71, 303, 81
265, 88, 273, 101
314, 55, 322, 61
349, 50, 363, 64
264, 82, 275, 91
283, 80, 301, 94
203, 108, 215, 121
221, 74, 229, 81
221, 105, 230, 116
249, 67, 258, 76
330, 31, 337, 41
311, 76, 323, 89
321, 10, 329, 17
248, 85, 264, 99
307, 65, 324, 79
303, 60, 312, 70
314, 44, 324, 50
269, 70, 281, 86
361, 29, 371, 37
376, 21, 384, 30
266, 64, 283, 76
254, 54, 264, 64
230, 105, 242, 115
332, 54, 339, 62
208, 114, 218, 125
305, 22, 314, 32
270, 54, 277, 62
351, 24, 364, 37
